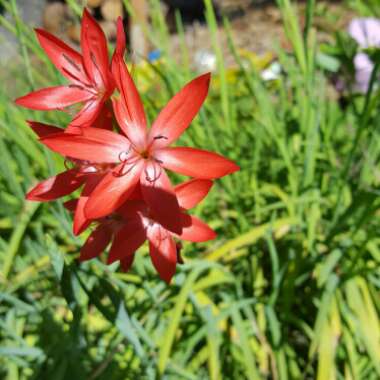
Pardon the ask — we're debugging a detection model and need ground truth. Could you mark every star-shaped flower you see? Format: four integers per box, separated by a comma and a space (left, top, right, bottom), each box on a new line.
39, 59, 239, 234
16, 9, 125, 128
75, 179, 216, 283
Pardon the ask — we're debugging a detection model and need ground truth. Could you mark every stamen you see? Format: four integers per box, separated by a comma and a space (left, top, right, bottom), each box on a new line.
154, 135, 168, 140
146, 134, 168, 152
118, 148, 132, 162
144, 162, 162, 183
116, 163, 132, 177
68, 84, 85, 90
114, 156, 139, 177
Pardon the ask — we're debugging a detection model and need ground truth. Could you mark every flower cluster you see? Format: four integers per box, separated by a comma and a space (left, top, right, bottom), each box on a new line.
348, 18, 380, 93
16, 10, 239, 283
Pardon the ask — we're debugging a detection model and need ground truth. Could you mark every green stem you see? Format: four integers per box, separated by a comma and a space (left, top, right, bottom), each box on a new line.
304, 0, 315, 52
2, 202, 39, 280
330, 62, 380, 229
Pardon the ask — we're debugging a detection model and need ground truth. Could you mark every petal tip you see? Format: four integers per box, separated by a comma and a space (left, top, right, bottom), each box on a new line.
25, 184, 45, 201
14, 96, 25, 106
161, 273, 174, 284
83, 7, 91, 18
197, 72, 211, 88
25, 192, 38, 201
107, 255, 118, 265
14, 94, 34, 109
78, 255, 87, 263
203, 71, 212, 81
230, 163, 240, 174
72, 225, 82, 236
34, 28, 45, 37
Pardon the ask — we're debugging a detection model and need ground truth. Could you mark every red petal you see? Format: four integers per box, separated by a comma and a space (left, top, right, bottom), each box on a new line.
40, 127, 130, 163
148, 73, 211, 149
92, 102, 113, 130
63, 199, 78, 212
114, 17, 126, 58
81, 9, 112, 89
141, 162, 182, 234
128, 185, 143, 200
179, 214, 216, 242
118, 200, 146, 219
73, 196, 92, 235
27, 121, 63, 138
15, 85, 93, 110
107, 219, 146, 264
155, 147, 240, 179
174, 179, 213, 209
35, 28, 90, 85
26, 169, 84, 201
79, 224, 112, 261
70, 98, 105, 128
112, 55, 147, 149
85, 160, 144, 219
73, 175, 102, 235
148, 226, 177, 283
120, 254, 135, 272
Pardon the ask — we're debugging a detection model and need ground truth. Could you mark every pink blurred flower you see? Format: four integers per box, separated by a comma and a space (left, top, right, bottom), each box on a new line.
353, 53, 375, 93
348, 18, 380, 93
348, 18, 380, 48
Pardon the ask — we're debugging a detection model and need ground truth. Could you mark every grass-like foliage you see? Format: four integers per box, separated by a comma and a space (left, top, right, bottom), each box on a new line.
1, 0, 380, 378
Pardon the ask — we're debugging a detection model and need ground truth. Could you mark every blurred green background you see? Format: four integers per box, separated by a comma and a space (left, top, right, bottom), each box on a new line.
1, 0, 380, 379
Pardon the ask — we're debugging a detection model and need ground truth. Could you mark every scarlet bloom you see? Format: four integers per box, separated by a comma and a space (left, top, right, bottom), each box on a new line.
75, 179, 216, 283
39, 61, 239, 234
15, 9, 125, 128
17, 7, 238, 285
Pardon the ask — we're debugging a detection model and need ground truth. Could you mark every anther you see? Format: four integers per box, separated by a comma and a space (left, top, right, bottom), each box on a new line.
154, 135, 168, 140
68, 84, 85, 90
119, 148, 131, 162
144, 164, 162, 183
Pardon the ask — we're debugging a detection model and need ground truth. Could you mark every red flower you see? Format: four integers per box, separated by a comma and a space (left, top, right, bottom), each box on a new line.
77, 179, 216, 283
39, 63, 239, 234
15, 9, 125, 128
